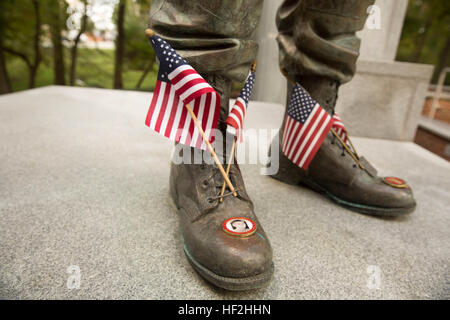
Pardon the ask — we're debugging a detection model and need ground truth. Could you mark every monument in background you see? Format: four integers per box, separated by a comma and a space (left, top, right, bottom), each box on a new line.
253, 0, 434, 141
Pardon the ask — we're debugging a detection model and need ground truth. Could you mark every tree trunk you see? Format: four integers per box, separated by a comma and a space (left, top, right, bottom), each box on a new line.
113, 0, 126, 89
29, 0, 41, 88
135, 60, 153, 89
0, 34, 12, 94
432, 37, 450, 84
49, 0, 65, 85
70, 0, 88, 86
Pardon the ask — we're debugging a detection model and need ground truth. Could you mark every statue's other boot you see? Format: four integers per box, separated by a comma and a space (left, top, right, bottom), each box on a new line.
269, 77, 416, 217
170, 75, 273, 290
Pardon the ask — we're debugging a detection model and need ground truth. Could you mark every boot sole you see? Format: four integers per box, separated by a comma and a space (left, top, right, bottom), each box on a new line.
270, 174, 415, 217
182, 237, 274, 291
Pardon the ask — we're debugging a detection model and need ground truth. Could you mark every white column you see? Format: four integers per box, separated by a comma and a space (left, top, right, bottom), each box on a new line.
252, 0, 286, 106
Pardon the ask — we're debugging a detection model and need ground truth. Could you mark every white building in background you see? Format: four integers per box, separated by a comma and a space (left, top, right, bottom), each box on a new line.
65, 0, 117, 49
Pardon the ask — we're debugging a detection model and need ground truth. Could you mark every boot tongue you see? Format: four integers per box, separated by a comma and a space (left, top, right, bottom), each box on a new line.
358, 157, 378, 177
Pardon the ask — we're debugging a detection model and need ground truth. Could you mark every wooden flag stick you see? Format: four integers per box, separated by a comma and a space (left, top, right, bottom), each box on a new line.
346, 136, 360, 159
219, 137, 238, 202
145, 28, 155, 38
185, 104, 236, 193
330, 128, 365, 170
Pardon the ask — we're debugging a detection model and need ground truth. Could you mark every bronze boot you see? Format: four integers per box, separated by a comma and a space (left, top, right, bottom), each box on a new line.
270, 77, 416, 216
170, 75, 273, 290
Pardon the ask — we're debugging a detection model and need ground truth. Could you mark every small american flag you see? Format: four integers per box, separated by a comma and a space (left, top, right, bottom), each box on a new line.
225, 71, 255, 142
145, 34, 220, 150
282, 84, 334, 169
332, 113, 348, 143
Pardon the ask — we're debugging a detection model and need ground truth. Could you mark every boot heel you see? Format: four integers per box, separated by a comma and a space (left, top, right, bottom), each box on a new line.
268, 145, 305, 186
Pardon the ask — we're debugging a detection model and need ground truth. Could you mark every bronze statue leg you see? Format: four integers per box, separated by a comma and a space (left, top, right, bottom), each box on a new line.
277, 0, 375, 85
271, 0, 416, 216
150, 0, 274, 291
148, 0, 264, 83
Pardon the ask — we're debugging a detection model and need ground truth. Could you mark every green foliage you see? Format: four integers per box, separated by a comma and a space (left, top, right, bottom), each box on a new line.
2, 0, 156, 93
2, 0, 40, 61
123, 0, 155, 70
7, 47, 157, 91
397, 0, 450, 83
4, 0, 447, 92
7, 52, 52, 92
74, 48, 156, 90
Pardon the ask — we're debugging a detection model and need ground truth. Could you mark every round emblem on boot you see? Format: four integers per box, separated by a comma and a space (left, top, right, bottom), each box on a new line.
222, 217, 257, 237
383, 176, 408, 188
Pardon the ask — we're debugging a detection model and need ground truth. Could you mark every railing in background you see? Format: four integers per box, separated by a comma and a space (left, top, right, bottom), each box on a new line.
427, 67, 450, 120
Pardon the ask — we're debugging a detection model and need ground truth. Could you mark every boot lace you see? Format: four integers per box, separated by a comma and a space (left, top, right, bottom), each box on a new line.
205, 163, 241, 203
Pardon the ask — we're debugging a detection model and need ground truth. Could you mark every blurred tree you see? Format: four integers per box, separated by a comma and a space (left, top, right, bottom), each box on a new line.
113, 0, 126, 89
69, 0, 89, 86
46, 0, 68, 85
122, 0, 155, 89
0, 1, 12, 93
397, 0, 450, 84
2, 0, 42, 88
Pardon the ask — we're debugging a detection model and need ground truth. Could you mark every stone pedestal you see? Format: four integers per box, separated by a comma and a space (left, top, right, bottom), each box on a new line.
1, 87, 448, 299
253, 0, 286, 106
337, 60, 433, 141
253, 0, 434, 141
358, 0, 409, 61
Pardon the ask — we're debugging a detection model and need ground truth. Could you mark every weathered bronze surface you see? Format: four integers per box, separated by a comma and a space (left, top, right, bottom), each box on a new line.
149, 0, 415, 290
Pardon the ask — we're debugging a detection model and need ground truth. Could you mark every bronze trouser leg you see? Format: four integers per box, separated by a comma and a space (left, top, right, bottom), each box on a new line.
149, 1, 375, 96
148, 0, 263, 82
272, 1, 416, 217
277, 0, 375, 85
151, 2, 275, 291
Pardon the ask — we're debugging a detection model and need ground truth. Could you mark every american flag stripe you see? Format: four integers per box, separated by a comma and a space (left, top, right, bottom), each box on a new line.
163, 94, 181, 138
332, 114, 347, 142
145, 80, 219, 150
295, 111, 331, 167
154, 84, 174, 132
230, 103, 245, 127
286, 104, 321, 159
169, 65, 215, 103
172, 100, 187, 141
183, 99, 199, 147
225, 71, 255, 143
145, 81, 161, 127
282, 116, 294, 151
227, 113, 241, 130
288, 105, 324, 160
234, 98, 246, 120
283, 118, 298, 157
201, 93, 218, 150
191, 95, 206, 148
147, 81, 167, 129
